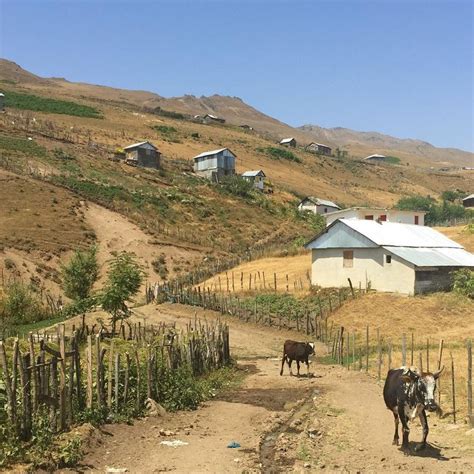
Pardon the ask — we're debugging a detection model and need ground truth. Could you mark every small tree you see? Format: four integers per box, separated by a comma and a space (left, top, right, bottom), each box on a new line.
100, 252, 144, 333
60, 246, 99, 327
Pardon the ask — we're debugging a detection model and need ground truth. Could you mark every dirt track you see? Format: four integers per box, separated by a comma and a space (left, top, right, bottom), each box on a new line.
66, 304, 474, 473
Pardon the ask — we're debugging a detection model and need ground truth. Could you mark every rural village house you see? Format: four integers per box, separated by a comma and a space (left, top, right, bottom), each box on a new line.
364, 153, 387, 163
193, 147, 236, 181
462, 194, 474, 208
305, 219, 474, 295
0, 92, 4, 111
123, 141, 160, 169
325, 207, 426, 226
193, 114, 226, 124
305, 142, 332, 156
298, 197, 340, 215
242, 170, 266, 191
280, 137, 296, 147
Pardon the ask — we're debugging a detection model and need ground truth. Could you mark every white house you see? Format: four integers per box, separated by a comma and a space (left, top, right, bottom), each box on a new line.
305, 219, 474, 295
298, 197, 340, 215
325, 207, 426, 226
193, 148, 236, 181
364, 154, 387, 163
242, 170, 265, 190
280, 137, 296, 147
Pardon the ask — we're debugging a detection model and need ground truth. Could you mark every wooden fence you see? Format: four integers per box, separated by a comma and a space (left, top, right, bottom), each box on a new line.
0, 319, 230, 441
327, 326, 473, 428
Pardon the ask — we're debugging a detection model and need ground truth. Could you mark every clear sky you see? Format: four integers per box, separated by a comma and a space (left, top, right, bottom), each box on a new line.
1, 0, 473, 151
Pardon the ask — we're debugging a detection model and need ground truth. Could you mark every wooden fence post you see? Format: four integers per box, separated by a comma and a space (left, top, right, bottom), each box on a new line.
402, 333, 407, 367
467, 340, 473, 428
450, 352, 456, 424
365, 325, 369, 372
377, 328, 382, 381
86, 335, 93, 408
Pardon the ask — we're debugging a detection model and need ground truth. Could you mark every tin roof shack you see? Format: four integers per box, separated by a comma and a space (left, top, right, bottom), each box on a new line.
364, 154, 387, 163
0, 93, 4, 111
242, 170, 266, 191
298, 197, 340, 215
305, 219, 474, 295
193, 147, 236, 182
123, 141, 160, 169
325, 207, 426, 226
305, 142, 332, 156
280, 137, 296, 148
462, 194, 474, 208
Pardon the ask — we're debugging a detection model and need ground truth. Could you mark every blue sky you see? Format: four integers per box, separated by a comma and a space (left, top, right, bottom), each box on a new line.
1, 0, 472, 151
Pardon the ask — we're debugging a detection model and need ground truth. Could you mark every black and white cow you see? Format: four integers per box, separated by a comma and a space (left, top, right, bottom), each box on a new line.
383, 366, 443, 451
280, 340, 315, 377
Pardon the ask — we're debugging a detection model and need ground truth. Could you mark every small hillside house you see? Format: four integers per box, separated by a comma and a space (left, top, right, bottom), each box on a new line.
462, 194, 474, 208
364, 154, 387, 163
0, 93, 4, 111
123, 141, 160, 169
298, 197, 340, 215
305, 219, 474, 295
325, 207, 426, 226
193, 147, 236, 181
242, 170, 266, 190
280, 137, 296, 148
203, 114, 225, 124
305, 142, 332, 156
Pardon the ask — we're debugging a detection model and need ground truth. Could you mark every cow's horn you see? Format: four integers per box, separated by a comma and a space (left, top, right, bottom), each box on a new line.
433, 366, 444, 379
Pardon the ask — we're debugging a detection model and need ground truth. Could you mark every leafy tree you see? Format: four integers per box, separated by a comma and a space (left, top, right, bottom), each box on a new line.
441, 190, 460, 203
61, 246, 99, 327
219, 175, 254, 198
452, 269, 474, 299
100, 252, 144, 332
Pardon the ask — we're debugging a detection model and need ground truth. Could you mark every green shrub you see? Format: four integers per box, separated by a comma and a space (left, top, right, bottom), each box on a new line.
452, 268, 474, 298
53, 148, 76, 161
384, 155, 401, 164
152, 125, 177, 134
0, 135, 48, 157
4, 91, 101, 118
257, 146, 302, 163
219, 175, 254, 198
151, 107, 187, 120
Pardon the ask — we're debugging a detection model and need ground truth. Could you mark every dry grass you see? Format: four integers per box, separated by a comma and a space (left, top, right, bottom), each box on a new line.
435, 224, 474, 252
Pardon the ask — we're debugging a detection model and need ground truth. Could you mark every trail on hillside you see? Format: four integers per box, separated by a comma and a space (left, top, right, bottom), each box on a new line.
65, 304, 474, 473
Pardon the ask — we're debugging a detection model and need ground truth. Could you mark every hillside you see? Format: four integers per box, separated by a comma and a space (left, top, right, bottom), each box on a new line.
0, 59, 473, 302
2, 59, 472, 168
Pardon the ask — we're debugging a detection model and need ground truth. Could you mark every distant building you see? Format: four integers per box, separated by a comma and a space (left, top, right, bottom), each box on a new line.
0, 93, 4, 111
298, 197, 340, 215
242, 170, 266, 191
364, 154, 387, 163
203, 114, 225, 124
239, 124, 253, 130
123, 141, 160, 169
305, 142, 332, 156
462, 194, 474, 208
280, 137, 296, 148
193, 147, 236, 181
305, 219, 474, 295
325, 207, 426, 226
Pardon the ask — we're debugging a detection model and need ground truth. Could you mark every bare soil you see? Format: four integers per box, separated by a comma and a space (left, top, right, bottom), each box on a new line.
61, 303, 474, 473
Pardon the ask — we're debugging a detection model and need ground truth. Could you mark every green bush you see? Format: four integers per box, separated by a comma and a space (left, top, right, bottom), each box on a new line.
257, 146, 302, 163
152, 124, 177, 134
4, 91, 102, 118
452, 268, 474, 298
384, 155, 401, 164
151, 107, 187, 120
0, 135, 48, 157
219, 175, 254, 198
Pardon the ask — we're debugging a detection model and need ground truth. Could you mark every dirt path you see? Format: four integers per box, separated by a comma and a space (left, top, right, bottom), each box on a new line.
65, 304, 474, 473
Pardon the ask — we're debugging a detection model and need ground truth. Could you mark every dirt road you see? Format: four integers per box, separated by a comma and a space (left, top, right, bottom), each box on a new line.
67, 304, 474, 473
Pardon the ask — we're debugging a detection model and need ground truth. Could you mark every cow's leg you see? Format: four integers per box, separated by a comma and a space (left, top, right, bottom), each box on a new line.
415, 410, 429, 452
296, 360, 301, 377
398, 402, 410, 451
306, 357, 310, 376
288, 358, 294, 376
280, 353, 286, 376
392, 412, 399, 446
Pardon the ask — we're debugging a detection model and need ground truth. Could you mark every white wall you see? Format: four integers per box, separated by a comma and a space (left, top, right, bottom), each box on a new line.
310, 247, 416, 295
325, 209, 425, 226
298, 203, 339, 215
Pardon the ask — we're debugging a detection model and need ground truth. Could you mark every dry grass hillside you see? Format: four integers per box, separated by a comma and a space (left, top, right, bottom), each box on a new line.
0, 59, 472, 300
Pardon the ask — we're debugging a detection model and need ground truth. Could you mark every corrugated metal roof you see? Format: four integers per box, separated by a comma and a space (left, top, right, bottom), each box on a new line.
280, 137, 295, 144
123, 141, 157, 150
341, 220, 462, 248
365, 154, 386, 160
325, 207, 426, 216
463, 194, 474, 201
242, 170, 265, 177
302, 197, 340, 209
385, 247, 474, 267
193, 148, 233, 160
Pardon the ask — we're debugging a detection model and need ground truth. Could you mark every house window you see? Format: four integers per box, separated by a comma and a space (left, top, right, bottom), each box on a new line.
365, 215, 374, 220
343, 250, 354, 268
385, 255, 392, 264
379, 214, 387, 221
324, 208, 328, 213
414, 215, 419, 225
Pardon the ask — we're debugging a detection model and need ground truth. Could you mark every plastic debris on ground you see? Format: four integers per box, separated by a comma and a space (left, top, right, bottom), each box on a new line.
227, 441, 241, 448
160, 439, 189, 448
